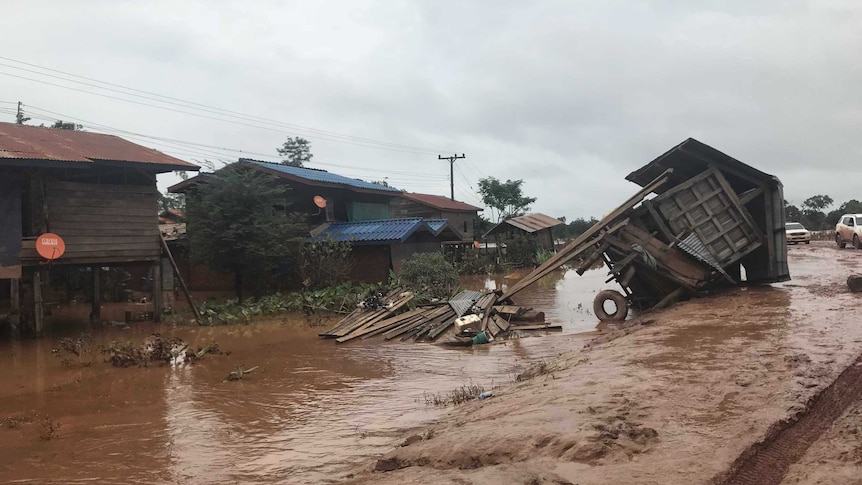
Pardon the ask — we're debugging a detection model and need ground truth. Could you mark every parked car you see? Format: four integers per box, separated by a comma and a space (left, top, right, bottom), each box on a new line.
785, 222, 811, 245
835, 214, 862, 249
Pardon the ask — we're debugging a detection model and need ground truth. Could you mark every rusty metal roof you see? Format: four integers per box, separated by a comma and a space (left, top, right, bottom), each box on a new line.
399, 192, 483, 212
485, 213, 564, 237
0, 123, 198, 171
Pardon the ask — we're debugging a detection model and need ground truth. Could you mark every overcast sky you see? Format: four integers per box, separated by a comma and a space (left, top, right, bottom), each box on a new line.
2, 1, 861, 220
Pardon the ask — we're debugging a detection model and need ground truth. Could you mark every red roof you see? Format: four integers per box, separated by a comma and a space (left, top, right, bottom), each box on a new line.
0, 122, 197, 171
400, 192, 483, 212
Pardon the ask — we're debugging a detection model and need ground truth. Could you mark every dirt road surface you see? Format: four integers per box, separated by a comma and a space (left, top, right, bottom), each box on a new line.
345, 242, 862, 485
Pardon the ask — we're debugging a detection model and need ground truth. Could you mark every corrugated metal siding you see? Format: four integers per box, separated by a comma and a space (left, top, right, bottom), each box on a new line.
245, 160, 402, 193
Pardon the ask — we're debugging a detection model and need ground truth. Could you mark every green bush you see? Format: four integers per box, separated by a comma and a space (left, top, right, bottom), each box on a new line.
399, 252, 458, 298
298, 235, 354, 289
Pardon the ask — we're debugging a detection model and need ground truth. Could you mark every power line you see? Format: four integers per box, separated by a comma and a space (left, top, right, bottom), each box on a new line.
0, 56, 454, 153
18, 104, 450, 186
0, 57, 455, 154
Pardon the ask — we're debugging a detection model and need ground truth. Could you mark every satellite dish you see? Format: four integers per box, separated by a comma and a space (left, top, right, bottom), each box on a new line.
36, 233, 65, 260
313, 195, 327, 208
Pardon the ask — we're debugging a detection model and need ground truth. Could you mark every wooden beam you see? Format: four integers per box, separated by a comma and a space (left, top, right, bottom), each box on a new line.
9, 278, 19, 334
33, 270, 44, 336
643, 199, 676, 243
499, 169, 673, 301
152, 261, 162, 323
159, 235, 202, 324
90, 266, 100, 323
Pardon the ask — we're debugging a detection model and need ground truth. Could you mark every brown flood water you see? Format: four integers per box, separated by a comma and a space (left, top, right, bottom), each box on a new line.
0, 268, 617, 484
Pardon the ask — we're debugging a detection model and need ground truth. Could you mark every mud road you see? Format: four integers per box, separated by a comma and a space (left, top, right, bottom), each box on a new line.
346, 242, 862, 485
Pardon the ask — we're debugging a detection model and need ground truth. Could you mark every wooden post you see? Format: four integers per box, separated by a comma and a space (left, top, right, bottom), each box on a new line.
9, 278, 19, 334
33, 270, 44, 336
90, 266, 100, 323
159, 235, 203, 324
152, 261, 162, 323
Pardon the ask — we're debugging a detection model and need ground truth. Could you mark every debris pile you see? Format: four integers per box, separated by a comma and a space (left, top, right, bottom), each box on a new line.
320, 289, 560, 345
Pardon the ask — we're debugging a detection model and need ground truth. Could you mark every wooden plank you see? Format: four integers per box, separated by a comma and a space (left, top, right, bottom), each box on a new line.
500, 169, 672, 302
48, 180, 156, 194
509, 324, 562, 331
492, 305, 525, 315
644, 199, 676, 243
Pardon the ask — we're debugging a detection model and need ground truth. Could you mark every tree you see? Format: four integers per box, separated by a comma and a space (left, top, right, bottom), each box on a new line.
185, 167, 305, 302
827, 199, 862, 226
802, 195, 833, 212
277, 136, 313, 167
158, 192, 185, 213
477, 177, 537, 222
49, 120, 83, 130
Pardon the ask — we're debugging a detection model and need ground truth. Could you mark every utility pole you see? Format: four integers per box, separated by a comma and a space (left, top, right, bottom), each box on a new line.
438, 153, 465, 200
15, 101, 29, 125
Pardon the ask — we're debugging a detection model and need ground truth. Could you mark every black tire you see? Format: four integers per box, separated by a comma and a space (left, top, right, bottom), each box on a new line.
837, 233, 847, 249
854, 234, 860, 250
593, 289, 629, 321
805, 241, 810, 245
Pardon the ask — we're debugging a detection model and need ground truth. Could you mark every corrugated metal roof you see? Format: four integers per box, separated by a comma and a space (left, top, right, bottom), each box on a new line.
241, 159, 402, 193
0, 122, 197, 170
625, 138, 777, 193
309, 218, 449, 244
449, 290, 484, 317
425, 219, 448, 235
677, 233, 722, 271
400, 192, 483, 212
485, 213, 564, 237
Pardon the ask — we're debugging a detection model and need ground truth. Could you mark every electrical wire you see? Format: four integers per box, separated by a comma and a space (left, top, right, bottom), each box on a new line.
0, 57, 456, 154
21, 104, 450, 181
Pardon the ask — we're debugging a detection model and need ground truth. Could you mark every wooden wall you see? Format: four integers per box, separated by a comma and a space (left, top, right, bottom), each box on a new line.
20, 179, 160, 265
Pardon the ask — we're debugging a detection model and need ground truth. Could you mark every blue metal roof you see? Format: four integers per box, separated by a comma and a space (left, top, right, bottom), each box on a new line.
310, 218, 448, 244
243, 160, 402, 193
425, 219, 448, 235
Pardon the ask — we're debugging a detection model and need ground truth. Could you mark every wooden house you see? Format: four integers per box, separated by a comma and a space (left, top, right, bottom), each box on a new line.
485, 213, 564, 252
170, 160, 462, 289
0, 123, 198, 334
390, 193, 482, 241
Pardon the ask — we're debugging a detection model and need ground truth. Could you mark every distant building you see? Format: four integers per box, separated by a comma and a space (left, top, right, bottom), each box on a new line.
390, 193, 483, 241
485, 213, 564, 253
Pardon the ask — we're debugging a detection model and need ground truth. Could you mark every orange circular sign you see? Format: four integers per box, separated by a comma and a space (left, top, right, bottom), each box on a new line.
36, 233, 65, 260
313, 195, 327, 208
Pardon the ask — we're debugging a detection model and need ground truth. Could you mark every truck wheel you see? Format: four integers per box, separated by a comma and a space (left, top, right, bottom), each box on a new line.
855, 235, 861, 249
593, 290, 629, 321
837, 234, 847, 249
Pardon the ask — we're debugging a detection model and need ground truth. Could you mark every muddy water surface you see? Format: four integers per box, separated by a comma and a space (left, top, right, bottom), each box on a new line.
0, 268, 617, 484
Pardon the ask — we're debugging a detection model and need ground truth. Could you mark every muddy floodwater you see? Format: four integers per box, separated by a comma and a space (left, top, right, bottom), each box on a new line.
0, 268, 614, 484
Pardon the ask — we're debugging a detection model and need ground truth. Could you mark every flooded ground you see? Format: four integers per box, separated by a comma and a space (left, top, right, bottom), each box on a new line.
343, 242, 862, 485
461, 265, 622, 334
6, 243, 860, 485
0, 267, 617, 484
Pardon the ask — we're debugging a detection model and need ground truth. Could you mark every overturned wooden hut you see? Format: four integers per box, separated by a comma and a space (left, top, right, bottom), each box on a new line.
499, 138, 789, 316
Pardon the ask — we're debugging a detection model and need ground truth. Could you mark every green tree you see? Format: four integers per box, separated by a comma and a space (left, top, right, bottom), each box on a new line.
477, 177, 537, 222
185, 167, 305, 302
158, 192, 185, 213
799, 194, 834, 230
49, 120, 83, 130
784, 200, 803, 223
277, 136, 313, 167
